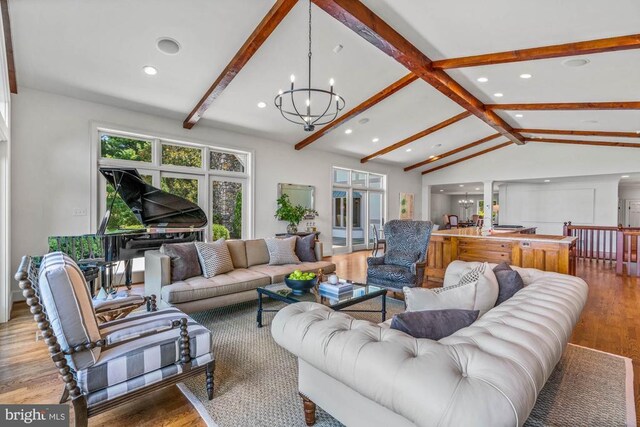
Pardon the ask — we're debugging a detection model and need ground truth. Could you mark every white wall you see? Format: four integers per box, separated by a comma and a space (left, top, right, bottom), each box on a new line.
498, 177, 619, 234
10, 88, 422, 300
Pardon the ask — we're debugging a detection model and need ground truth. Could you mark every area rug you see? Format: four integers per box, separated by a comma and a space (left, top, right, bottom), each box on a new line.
181, 297, 635, 427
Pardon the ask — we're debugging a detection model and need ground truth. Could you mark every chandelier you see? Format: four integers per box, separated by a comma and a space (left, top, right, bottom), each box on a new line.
458, 193, 474, 209
274, 0, 345, 131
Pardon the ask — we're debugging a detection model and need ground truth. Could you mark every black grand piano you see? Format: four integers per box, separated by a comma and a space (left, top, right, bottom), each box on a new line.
97, 167, 207, 286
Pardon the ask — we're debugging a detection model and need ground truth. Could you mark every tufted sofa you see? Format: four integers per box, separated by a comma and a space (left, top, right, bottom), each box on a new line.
272, 262, 588, 427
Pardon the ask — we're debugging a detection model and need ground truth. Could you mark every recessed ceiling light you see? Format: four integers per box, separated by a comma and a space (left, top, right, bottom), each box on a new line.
440, 189, 444, 192
142, 65, 158, 75
428, 155, 435, 159
333, 44, 344, 54
563, 58, 590, 67
636, 131, 640, 135
493, 93, 504, 97
358, 117, 370, 125
372, 137, 379, 142
519, 73, 532, 79
477, 77, 488, 83
515, 114, 524, 118
406, 148, 412, 152
544, 179, 551, 183
459, 184, 464, 187
622, 175, 630, 178
475, 187, 480, 190
344, 129, 352, 134
156, 37, 181, 55
257, 101, 266, 108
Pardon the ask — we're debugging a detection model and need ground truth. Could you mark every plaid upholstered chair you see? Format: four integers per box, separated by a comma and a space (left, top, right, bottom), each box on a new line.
366, 220, 433, 291
15, 252, 215, 427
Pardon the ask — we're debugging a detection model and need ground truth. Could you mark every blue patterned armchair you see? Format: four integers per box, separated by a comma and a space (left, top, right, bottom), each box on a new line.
366, 220, 433, 290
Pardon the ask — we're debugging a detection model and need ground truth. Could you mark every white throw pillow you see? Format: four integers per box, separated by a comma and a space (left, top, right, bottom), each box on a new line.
195, 239, 234, 278
265, 237, 300, 265
404, 262, 499, 316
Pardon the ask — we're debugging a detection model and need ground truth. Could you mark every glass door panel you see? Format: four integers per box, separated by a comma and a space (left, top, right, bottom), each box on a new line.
211, 177, 245, 240
369, 192, 384, 246
352, 191, 366, 250
332, 188, 348, 250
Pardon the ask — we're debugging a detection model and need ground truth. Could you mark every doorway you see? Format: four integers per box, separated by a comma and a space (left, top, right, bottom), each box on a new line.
625, 200, 640, 227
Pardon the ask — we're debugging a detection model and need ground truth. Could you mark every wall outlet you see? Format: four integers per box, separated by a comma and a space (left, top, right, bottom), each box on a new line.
72, 208, 87, 216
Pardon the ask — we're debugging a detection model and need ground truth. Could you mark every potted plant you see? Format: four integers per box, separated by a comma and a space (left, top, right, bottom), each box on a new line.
275, 194, 317, 234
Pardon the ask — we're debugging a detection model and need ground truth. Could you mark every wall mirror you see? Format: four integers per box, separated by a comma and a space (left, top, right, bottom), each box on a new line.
278, 183, 315, 211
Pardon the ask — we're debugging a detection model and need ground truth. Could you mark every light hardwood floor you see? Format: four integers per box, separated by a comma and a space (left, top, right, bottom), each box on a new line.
1, 252, 638, 426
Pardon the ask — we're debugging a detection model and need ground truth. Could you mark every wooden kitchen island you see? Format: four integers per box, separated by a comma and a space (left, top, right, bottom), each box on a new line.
426, 227, 577, 281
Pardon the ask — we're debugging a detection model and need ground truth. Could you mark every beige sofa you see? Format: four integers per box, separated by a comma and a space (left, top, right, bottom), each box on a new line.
272, 261, 588, 427
145, 239, 335, 313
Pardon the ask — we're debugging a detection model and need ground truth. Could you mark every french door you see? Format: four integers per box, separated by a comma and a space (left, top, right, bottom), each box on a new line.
332, 187, 385, 254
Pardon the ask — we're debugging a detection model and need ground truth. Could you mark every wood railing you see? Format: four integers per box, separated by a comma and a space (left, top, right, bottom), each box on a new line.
563, 222, 618, 262
563, 222, 640, 275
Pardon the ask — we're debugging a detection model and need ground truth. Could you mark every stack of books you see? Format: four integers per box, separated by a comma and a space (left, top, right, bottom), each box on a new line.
319, 280, 353, 299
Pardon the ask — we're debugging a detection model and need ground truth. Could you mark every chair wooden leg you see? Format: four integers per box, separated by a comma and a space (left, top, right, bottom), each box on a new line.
72, 396, 88, 427
59, 385, 69, 404
300, 393, 316, 426
206, 361, 215, 400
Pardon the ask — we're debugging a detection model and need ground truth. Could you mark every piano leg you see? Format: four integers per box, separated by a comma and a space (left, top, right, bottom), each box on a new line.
125, 260, 133, 289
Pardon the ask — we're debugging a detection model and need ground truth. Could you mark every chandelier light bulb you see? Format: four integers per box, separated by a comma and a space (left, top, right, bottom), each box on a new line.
278, 89, 283, 95
329, 78, 334, 86
290, 74, 295, 83
306, 99, 310, 106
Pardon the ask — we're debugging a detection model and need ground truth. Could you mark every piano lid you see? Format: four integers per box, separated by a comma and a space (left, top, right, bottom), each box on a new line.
99, 167, 207, 234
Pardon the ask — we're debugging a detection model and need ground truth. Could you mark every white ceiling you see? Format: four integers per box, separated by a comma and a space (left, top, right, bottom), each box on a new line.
9, 0, 640, 171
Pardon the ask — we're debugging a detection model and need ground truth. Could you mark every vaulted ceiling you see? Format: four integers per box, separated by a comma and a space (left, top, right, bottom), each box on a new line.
9, 0, 640, 172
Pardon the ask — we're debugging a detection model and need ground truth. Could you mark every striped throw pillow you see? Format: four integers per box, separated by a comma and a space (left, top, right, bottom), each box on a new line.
195, 239, 234, 278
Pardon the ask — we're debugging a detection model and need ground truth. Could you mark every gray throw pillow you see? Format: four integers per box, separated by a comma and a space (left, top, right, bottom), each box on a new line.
195, 239, 234, 278
295, 234, 316, 262
265, 237, 300, 265
390, 309, 479, 340
384, 249, 419, 268
493, 262, 525, 305
160, 242, 202, 281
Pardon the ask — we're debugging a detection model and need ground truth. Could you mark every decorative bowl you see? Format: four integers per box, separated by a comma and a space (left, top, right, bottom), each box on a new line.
284, 275, 318, 295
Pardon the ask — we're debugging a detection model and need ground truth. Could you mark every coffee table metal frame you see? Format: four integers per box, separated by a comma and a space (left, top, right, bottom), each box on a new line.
256, 282, 387, 327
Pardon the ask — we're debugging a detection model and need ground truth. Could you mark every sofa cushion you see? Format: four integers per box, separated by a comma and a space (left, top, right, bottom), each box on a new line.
493, 262, 525, 305
226, 240, 248, 269
195, 239, 234, 278
294, 234, 317, 262
265, 237, 300, 265
160, 242, 202, 282
246, 239, 270, 266
390, 309, 479, 340
248, 261, 335, 283
161, 269, 271, 304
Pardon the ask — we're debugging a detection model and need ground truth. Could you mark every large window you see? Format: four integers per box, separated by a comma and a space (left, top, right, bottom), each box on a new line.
332, 167, 386, 253
97, 129, 252, 240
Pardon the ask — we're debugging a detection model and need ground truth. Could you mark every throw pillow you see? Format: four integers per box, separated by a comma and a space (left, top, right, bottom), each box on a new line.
195, 239, 234, 278
294, 234, 316, 262
265, 237, 300, 265
384, 249, 420, 268
403, 280, 477, 312
456, 262, 499, 316
390, 309, 479, 340
493, 262, 525, 305
160, 242, 202, 282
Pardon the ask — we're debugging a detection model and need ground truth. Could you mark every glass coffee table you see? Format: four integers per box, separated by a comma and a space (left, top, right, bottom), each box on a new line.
256, 281, 387, 327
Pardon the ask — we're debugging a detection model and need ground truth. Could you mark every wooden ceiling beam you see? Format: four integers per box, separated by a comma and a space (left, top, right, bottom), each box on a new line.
295, 73, 418, 150
311, 0, 525, 146
1, 0, 16, 94
421, 142, 512, 175
183, 0, 297, 129
526, 137, 640, 149
516, 128, 640, 139
404, 133, 501, 171
432, 34, 640, 69
361, 111, 471, 163
487, 102, 640, 111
